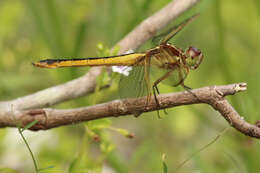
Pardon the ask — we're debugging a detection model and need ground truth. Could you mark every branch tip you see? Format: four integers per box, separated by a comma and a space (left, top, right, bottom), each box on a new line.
234, 83, 247, 92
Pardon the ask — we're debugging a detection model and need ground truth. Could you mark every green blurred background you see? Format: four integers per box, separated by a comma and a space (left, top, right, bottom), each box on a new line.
1, 0, 260, 172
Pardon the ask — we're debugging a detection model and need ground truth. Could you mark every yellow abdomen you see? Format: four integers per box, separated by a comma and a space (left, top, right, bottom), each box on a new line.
32, 53, 145, 68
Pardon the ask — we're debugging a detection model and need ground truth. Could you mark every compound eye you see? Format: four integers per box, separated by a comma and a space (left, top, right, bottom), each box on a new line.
187, 47, 201, 58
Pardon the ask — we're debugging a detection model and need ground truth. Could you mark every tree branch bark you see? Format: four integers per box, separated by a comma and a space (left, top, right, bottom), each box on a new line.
2, 83, 260, 139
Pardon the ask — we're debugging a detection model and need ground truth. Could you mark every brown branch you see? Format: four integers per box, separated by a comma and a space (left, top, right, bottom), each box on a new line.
2, 83, 260, 139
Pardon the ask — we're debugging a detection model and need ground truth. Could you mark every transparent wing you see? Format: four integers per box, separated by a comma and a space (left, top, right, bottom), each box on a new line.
118, 66, 149, 99
118, 64, 188, 100
152, 13, 199, 45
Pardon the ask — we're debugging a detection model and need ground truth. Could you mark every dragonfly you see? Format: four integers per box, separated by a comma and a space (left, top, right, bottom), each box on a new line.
33, 14, 203, 113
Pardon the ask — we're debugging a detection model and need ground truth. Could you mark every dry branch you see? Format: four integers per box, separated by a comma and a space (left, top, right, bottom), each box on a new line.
2, 83, 260, 139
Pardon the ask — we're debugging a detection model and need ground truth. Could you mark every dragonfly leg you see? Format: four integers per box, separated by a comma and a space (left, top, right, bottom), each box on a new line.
152, 84, 162, 118
181, 83, 192, 90
180, 81, 199, 101
152, 70, 173, 117
152, 86, 168, 116
176, 66, 199, 100
154, 85, 167, 115
180, 81, 201, 101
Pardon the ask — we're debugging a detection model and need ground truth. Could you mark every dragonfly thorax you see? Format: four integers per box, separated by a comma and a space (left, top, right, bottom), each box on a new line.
184, 46, 203, 70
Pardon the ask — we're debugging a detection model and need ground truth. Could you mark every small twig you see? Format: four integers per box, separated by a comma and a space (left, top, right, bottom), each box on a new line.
18, 122, 39, 172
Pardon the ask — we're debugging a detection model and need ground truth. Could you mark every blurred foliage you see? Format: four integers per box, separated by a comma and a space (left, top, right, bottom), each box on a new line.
1, 0, 260, 172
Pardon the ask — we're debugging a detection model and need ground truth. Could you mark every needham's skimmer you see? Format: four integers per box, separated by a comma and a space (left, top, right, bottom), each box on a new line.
33, 14, 203, 115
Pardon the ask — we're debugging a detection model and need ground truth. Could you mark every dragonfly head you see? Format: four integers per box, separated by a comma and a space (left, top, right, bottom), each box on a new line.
185, 46, 203, 70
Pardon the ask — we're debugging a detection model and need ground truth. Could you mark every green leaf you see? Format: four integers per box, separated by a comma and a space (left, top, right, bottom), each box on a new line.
162, 154, 168, 173
68, 159, 77, 173
111, 45, 120, 56
17, 134, 38, 172
163, 162, 168, 173
68, 129, 88, 173
100, 142, 114, 154
38, 165, 55, 172
96, 43, 110, 57
21, 120, 38, 132
108, 127, 134, 138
